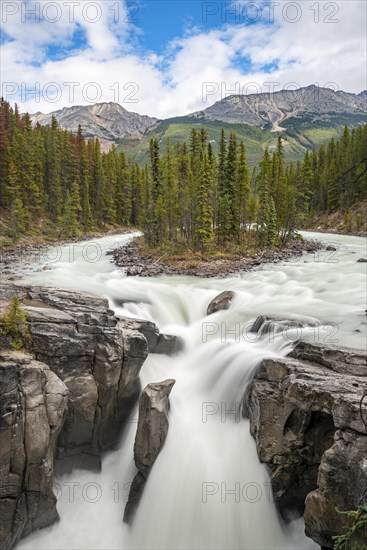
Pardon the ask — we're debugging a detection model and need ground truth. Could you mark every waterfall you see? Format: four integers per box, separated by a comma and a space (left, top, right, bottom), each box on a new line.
16, 231, 366, 549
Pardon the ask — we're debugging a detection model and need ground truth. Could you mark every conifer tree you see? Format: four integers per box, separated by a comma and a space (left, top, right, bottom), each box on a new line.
59, 181, 82, 237
267, 197, 277, 246
257, 149, 272, 246
195, 151, 213, 250
238, 142, 250, 237
46, 116, 63, 221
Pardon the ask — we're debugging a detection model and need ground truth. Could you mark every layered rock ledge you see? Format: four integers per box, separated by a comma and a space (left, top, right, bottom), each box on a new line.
0, 284, 182, 549
0, 284, 150, 472
244, 340, 367, 548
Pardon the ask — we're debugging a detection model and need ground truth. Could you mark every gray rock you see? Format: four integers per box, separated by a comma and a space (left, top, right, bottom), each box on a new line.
326, 245, 337, 251
251, 314, 319, 335
118, 318, 160, 352
192, 86, 367, 131
207, 291, 235, 315
357, 258, 367, 262
126, 266, 143, 276
118, 317, 183, 356
30, 103, 159, 148
244, 341, 367, 548
0, 285, 149, 472
151, 333, 184, 355
0, 351, 68, 550
304, 431, 367, 548
124, 379, 175, 524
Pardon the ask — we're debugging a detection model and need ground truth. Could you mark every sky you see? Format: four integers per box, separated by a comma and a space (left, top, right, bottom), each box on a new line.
0, 0, 366, 118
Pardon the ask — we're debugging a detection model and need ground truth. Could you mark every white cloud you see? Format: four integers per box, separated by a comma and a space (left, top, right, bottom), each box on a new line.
0, 0, 365, 118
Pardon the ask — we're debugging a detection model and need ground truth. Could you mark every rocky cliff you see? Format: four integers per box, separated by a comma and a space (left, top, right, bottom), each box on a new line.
0, 284, 181, 549
193, 85, 367, 131
1, 285, 150, 472
0, 351, 68, 550
244, 339, 367, 548
30, 102, 159, 150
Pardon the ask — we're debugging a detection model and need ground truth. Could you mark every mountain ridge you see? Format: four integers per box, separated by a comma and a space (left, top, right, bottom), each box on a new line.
29, 85, 367, 161
191, 85, 367, 131
30, 102, 159, 150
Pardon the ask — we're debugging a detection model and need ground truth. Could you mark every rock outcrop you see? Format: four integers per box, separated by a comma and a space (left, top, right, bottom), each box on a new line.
243, 341, 367, 548
207, 291, 235, 315
124, 379, 175, 524
120, 318, 183, 355
192, 85, 367, 131
0, 284, 182, 548
250, 314, 319, 335
0, 284, 149, 472
30, 102, 159, 150
0, 351, 68, 550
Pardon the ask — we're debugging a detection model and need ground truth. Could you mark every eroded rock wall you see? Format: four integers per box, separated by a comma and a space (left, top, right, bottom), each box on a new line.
244, 341, 367, 547
0, 351, 68, 550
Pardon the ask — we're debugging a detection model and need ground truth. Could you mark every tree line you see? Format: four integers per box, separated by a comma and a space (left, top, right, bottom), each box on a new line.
0, 99, 147, 240
144, 124, 366, 249
0, 98, 366, 249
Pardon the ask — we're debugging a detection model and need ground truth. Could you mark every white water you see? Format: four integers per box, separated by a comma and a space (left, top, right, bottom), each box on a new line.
14, 231, 366, 550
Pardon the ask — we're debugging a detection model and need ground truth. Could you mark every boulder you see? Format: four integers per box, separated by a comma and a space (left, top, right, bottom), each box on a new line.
124, 379, 175, 523
119, 318, 160, 352
0, 351, 68, 550
250, 314, 319, 335
357, 258, 367, 263
151, 333, 184, 355
118, 317, 183, 355
126, 266, 143, 276
207, 291, 235, 316
243, 341, 367, 548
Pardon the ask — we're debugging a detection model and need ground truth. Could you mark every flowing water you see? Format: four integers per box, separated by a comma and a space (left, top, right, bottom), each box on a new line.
14, 231, 366, 550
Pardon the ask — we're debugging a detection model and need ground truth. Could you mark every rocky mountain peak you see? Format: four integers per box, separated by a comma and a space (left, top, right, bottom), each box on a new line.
192, 85, 367, 131
30, 102, 159, 150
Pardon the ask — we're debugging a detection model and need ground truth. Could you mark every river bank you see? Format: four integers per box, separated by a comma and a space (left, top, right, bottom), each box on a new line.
112, 236, 322, 278
0, 228, 139, 282
305, 200, 367, 237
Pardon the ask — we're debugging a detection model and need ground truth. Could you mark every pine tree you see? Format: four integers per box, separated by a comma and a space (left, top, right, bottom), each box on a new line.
176, 143, 192, 244
195, 151, 213, 251
267, 197, 277, 246
9, 196, 25, 240
59, 181, 82, 237
226, 132, 239, 241
237, 141, 250, 238
217, 130, 232, 244
147, 138, 163, 246
46, 116, 63, 221
257, 149, 272, 246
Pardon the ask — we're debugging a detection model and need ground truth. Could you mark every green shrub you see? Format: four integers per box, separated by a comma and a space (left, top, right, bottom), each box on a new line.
0, 295, 32, 350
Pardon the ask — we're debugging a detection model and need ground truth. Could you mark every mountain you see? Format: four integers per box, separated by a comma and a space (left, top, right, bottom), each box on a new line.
192, 85, 367, 130
30, 86, 367, 163
30, 102, 159, 150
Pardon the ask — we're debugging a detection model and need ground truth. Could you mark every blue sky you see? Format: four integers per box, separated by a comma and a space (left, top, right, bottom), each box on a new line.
0, 0, 365, 117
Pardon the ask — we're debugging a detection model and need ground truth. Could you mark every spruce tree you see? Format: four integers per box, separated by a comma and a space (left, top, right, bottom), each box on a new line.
195, 151, 213, 251
59, 181, 82, 237
238, 142, 250, 238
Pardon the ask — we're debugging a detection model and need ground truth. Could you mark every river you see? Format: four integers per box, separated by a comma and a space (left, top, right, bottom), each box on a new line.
14, 231, 366, 550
